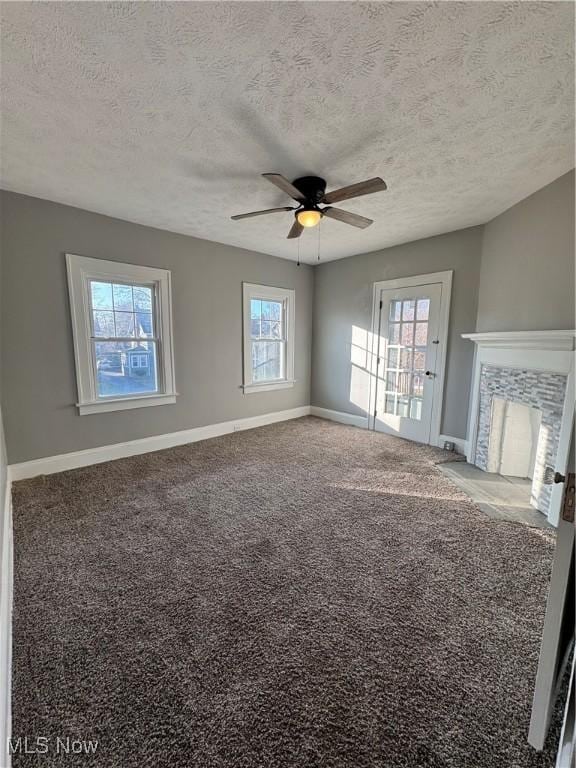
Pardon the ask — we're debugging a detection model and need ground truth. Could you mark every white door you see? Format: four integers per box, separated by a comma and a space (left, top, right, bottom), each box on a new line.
374, 283, 443, 444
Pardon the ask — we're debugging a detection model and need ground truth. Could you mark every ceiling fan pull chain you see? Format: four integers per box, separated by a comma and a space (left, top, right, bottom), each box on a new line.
297, 236, 300, 267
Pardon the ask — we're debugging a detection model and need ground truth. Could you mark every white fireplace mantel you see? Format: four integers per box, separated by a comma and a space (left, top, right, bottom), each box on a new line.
462, 330, 576, 351
462, 329, 575, 526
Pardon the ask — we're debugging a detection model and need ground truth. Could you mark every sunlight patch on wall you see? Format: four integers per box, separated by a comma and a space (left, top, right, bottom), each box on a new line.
350, 325, 377, 413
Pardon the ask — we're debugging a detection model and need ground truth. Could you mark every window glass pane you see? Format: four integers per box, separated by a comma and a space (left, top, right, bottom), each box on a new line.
261, 301, 273, 320
397, 396, 409, 417
402, 300, 415, 321
114, 311, 135, 337
397, 372, 411, 395
386, 347, 398, 368
270, 301, 282, 321
384, 394, 396, 415
413, 348, 426, 370
415, 322, 428, 345
417, 299, 429, 321
261, 321, 272, 338
135, 312, 154, 337
252, 340, 284, 382
271, 321, 282, 339
93, 310, 115, 337
412, 374, 424, 397
113, 284, 133, 311
94, 341, 158, 398
251, 319, 260, 338
389, 300, 401, 322
401, 323, 414, 345
399, 348, 412, 369
385, 371, 396, 390
250, 299, 261, 320
133, 286, 152, 312
410, 398, 423, 420
91, 282, 113, 310
388, 323, 400, 344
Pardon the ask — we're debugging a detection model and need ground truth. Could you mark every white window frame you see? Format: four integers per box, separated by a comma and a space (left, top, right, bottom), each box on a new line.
242, 283, 295, 394
66, 253, 177, 415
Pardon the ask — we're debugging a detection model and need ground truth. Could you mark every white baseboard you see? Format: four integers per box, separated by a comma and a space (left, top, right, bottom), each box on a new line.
310, 406, 368, 429
9, 406, 311, 481
0, 471, 13, 768
438, 434, 468, 455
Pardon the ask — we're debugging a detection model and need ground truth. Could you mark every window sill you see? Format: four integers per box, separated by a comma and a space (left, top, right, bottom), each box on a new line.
242, 380, 296, 395
77, 393, 177, 415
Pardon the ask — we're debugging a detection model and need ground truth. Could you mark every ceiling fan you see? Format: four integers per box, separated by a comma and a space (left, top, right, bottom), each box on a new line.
231, 174, 388, 238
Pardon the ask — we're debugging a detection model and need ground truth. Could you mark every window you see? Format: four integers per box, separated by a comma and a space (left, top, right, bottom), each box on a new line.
242, 283, 295, 393
131, 354, 149, 369
66, 254, 176, 414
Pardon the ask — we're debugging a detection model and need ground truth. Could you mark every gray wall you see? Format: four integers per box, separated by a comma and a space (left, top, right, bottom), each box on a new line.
0, 192, 313, 464
311, 227, 483, 439
0, 203, 7, 534
477, 170, 575, 332
0, 200, 9, 768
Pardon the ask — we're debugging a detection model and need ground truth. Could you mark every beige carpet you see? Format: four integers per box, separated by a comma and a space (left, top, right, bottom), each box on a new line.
12, 417, 561, 767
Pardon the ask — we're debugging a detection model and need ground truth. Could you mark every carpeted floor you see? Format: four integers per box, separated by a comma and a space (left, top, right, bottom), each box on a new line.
12, 417, 561, 767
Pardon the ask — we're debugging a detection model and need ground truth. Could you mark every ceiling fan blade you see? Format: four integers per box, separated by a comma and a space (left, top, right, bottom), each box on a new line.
323, 177, 387, 204
287, 219, 304, 239
231, 206, 294, 221
262, 173, 306, 202
322, 207, 373, 229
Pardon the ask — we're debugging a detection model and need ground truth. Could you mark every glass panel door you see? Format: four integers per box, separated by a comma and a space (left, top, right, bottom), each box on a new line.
374, 283, 442, 444
383, 297, 430, 422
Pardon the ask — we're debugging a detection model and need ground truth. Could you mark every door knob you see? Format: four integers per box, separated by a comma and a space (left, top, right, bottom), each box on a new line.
425, 370, 436, 378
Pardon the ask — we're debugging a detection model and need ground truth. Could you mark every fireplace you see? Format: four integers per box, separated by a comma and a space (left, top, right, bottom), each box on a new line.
474, 365, 566, 516
462, 331, 575, 526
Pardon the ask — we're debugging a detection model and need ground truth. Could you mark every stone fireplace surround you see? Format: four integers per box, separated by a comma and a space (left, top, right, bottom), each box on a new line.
462, 331, 575, 526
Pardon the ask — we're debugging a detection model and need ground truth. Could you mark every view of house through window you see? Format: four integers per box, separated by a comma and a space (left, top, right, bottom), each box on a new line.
66, 253, 176, 414
250, 298, 285, 382
90, 281, 159, 398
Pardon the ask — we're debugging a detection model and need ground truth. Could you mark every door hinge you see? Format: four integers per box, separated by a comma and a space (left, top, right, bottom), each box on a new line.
379, 300, 383, 309
561, 472, 575, 523
374, 409, 377, 417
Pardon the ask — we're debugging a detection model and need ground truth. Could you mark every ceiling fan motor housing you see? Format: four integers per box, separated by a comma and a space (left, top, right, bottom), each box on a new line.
292, 176, 327, 205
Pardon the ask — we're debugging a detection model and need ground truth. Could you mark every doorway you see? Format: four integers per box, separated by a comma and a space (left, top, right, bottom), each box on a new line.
370, 271, 452, 445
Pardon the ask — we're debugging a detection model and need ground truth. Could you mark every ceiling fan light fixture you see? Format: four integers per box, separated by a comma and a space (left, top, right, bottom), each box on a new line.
296, 208, 321, 228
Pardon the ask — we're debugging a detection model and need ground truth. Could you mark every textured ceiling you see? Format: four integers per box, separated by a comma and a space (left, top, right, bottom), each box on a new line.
1, 2, 574, 263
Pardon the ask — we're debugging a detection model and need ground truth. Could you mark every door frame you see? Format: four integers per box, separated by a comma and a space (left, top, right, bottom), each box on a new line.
368, 270, 453, 446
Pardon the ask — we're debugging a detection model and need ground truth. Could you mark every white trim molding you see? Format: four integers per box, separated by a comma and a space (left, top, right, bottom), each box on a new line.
242, 283, 295, 394
0, 470, 13, 768
462, 330, 576, 351
66, 253, 177, 415
9, 407, 311, 481
463, 330, 576, 526
368, 270, 453, 447
310, 406, 369, 429
78, 393, 177, 416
